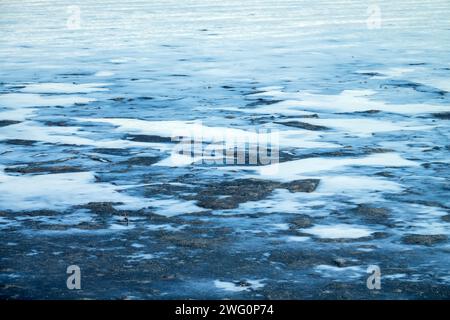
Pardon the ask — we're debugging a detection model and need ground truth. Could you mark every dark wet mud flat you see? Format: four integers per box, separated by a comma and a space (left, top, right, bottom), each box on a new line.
1, 0, 450, 299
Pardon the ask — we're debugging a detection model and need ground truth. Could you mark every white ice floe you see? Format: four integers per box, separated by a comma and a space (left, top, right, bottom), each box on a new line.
227, 152, 418, 181
416, 78, 450, 92
287, 118, 433, 136
317, 176, 403, 193
247, 89, 449, 115
0, 121, 172, 150
394, 204, 450, 235
76, 117, 339, 152
227, 176, 400, 216
225, 100, 318, 117
0, 169, 151, 211
21, 82, 109, 94
271, 223, 290, 231
149, 198, 204, 217
304, 224, 373, 239
109, 222, 136, 230
358, 67, 415, 79
128, 253, 155, 260
214, 279, 265, 292
0, 108, 36, 121
0, 93, 96, 108
314, 265, 365, 279
384, 274, 408, 280
233, 188, 325, 215
0, 121, 101, 146
94, 71, 115, 77
286, 236, 310, 242
359, 68, 450, 93
109, 58, 129, 64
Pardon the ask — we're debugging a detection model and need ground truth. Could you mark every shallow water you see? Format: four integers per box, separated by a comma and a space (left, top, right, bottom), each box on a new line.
0, 0, 449, 299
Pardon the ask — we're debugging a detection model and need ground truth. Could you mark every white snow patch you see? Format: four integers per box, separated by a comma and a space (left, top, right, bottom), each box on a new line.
247, 89, 449, 115
149, 198, 204, 217
318, 176, 403, 193
271, 223, 290, 231
76, 117, 339, 151
304, 224, 373, 239
94, 71, 115, 77
227, 153, 418, 181
0, 93, 96, 108
214, 279, 265, 292
286, 236, 310, 242
0, 169, 152, 211
21, 83, 109, 94
291, 118, 432, 136
314, 265, 365, 279
0, 108, 36, 121
0, 121, 171, 149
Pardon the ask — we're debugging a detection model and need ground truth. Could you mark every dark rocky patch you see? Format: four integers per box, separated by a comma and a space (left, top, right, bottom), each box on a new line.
285, 147, 393, 162
358, 72, 383, 77
137, 96, 154, 100
432, 112, 450, 120
2, 139, 37, 146
109, 97, 126, 102
375, 171, 395, 177
189, 178, 320, 210
126, 134, 174, 143
353, 204, 391, 225
332, 257, 348, 268
120, 156, 160, 166
354, 109, 381, 114
245, 99, 282, 107
4, 165, 85, 174
363, 147, 393, 153
289, 215, 314, 228
192, 179, 277, 210
0, 120, 20, 127
143, 183, 192, 197
41, 120, 70, 127
297, 114, 320, 119
275, 121, 329, 131
284, 179, 320, 193
441, 215, 450, 222
80, 202, 122, 215
92, 148, 130, 156
401, 234, 447, 246
155, 231, 225, 249
268, 249, 336, 268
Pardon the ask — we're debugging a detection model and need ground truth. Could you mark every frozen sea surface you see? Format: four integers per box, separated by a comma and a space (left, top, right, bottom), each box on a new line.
0, 0, 449, 299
